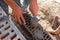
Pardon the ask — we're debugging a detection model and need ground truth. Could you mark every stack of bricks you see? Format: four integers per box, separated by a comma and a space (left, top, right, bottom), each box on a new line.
0, 7, 26, 40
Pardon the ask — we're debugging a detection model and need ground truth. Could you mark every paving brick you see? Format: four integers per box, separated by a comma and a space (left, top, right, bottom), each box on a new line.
0, 7, 26, 40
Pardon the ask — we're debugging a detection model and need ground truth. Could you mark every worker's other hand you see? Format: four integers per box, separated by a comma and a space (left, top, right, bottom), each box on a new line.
29, 0, 38, 16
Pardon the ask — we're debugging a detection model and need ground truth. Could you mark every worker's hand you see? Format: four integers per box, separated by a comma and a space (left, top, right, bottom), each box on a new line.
12, 7, 25, 25
29, 0, 38, 16
4, 0, 25, 25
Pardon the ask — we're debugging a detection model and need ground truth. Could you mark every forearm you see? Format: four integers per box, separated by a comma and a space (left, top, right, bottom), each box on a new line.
4, 0, 19, 10
29, 0, 38, 16
54, 26, 60, 34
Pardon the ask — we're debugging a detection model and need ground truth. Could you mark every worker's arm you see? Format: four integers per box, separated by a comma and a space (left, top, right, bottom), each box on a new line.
29, 0, 38, 16
54, 26, 60, 34
4, 0, 25, 25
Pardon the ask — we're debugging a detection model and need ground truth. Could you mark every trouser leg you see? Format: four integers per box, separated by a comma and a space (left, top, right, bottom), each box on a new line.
0, 0, 8, 12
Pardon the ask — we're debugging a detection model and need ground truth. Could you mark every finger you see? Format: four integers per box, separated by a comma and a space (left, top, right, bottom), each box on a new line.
14, 14, 17, 21
12, 10, 16, 17
12, 11, 17, 21
17, 16, 22, 25
21, 15, 26, 24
